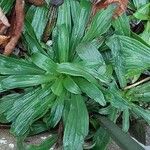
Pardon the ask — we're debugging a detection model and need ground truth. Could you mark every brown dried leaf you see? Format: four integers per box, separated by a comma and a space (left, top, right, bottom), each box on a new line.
0, 7, 10, 27
26, 0, 46, 6
0, 23, 7, 34
0, 35, 10, 45
92, 0, 128, 17
3, 0, 25, 55
0, 7, 10, 34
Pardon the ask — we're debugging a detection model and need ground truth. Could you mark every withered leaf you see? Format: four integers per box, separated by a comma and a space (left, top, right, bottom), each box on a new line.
0, 7, 10, 27
0, 35, 10, 45
0, 23, 8, 35
92, 0, 128, 17
0, 7, 10, 34
3, 0, 25, 55
26, 0, 46, 6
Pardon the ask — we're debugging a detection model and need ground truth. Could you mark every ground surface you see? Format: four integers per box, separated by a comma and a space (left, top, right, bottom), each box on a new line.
0, 129, 50, 150
0, 127, 150, 150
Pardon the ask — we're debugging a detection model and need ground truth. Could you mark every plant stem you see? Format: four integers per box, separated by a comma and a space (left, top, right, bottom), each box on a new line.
124, 77, 150, 90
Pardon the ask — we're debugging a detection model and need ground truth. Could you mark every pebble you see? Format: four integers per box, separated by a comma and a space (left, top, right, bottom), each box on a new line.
0, 139, 7, 144
41, 136, 47, 140
9, 143, 14, 149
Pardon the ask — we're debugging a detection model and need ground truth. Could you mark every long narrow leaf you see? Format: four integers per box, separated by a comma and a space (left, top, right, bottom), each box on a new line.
0, 54, 45, 75
98, 116, 144, 150
82, 5, 115, 42
1, 74, 55, 89
63, 94, 89, 150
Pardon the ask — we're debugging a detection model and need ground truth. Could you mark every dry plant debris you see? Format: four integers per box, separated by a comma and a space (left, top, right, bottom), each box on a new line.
0, 0, 25, 55
26, 0, 46, 6
92, 0, 128, 17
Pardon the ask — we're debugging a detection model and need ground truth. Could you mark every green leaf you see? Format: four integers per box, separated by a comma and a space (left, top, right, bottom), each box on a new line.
23, 18, 46, 54
82, 4, 115, 42
131, 104, 150, 125
141, 21, 150, 44
0, 54, 45, 75
126, 81, 150, 102
106, 36, 127, 88
51, 78, 64, 96
0, 76, 8, 92
56, 62, 97, 84
63, 76, 81, 94
25, 5, 36, 23
29, 121, 48, 136
9, 88, 55, 136
107, 35, 150, 85
70, 0, 80, 24
0, 93, 22, 123
133, 0, 149, 9
62, 98, 71, 125
131, 32, 150, 47
134, 3, 150, 20
52, 27, 59, 61
76, 42, 105, 67
76, 78, 106, 106
98, 105, 113, 115
70, 0, 91, 53
0, 0, 15, 13
1, 74, 55, 90
27, 135, 57, 150
57, 25, 69, 62
94, 108, 118, 150
63, 94, 89, 150
94, 127, 110, 150
45, 95, 64, 127
0, 114, 9, 123
57, 0, 71, 33
31, 53, 56, 73
109, 89, 129, 110
7, 88, 41, 122
98, 116, 145, 150
93, 127, 110, 150
110, 83, 150, 125
31, 6, 49, 40
112, 13, 130, 36
122, 109, 130, 132
0, 94, 21, 115
7, 86, 55, 136
84, 67, 110, 84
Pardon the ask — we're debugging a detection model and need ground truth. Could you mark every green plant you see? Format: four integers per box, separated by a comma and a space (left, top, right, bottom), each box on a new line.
0, 0, 150, 150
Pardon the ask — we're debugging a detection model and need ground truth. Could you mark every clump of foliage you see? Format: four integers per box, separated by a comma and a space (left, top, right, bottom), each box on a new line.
0, 0, 150, 150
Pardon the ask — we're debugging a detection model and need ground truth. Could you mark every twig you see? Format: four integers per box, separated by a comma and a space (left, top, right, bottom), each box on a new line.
124, 77, 150, 90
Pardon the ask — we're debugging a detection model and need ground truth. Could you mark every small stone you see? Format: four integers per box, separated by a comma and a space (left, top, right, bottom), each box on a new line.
0, 139, 7, 144
46, 40, 53, 46
9, 143, 14, 149
41, 136, 47, 140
